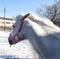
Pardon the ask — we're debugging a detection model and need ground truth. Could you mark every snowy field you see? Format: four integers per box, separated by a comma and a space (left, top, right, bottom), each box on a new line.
0, 30, 38, 59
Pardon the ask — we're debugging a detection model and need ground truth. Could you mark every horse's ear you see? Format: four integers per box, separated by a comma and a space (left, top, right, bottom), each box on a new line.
21, 13, 30, 21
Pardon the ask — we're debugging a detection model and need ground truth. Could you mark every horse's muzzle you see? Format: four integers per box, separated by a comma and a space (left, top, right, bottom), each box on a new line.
8, 36, 13, 45
8, 34, 23, 45
8, 34, 17, 45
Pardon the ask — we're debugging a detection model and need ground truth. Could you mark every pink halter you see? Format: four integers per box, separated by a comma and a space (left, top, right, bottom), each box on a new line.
10, 13, 30, 45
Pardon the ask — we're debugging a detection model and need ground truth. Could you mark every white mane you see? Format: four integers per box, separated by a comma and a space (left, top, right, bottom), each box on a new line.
17, 12, 60, 31
27, 13, 60, 31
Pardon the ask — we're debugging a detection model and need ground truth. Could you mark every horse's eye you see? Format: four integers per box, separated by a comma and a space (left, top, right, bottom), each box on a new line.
13, 25, 15, 28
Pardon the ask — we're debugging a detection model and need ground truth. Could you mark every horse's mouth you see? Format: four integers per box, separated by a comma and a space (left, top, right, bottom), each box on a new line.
8, 36, 13, 45
8, 35, 26, 45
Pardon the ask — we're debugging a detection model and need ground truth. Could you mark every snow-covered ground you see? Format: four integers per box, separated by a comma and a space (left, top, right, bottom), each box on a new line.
0, 30, 38, 59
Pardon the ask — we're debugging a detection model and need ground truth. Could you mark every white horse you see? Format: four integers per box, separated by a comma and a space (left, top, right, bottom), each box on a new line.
8, 13, 60, 59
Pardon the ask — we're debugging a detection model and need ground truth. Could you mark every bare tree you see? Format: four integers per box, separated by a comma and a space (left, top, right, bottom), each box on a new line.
36, 1, 60, 26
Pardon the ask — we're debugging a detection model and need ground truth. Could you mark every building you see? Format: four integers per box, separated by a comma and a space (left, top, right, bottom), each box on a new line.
0, 17, 15, 30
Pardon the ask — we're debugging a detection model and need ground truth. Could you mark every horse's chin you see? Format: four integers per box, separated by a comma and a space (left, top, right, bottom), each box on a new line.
8, 36, 13, 45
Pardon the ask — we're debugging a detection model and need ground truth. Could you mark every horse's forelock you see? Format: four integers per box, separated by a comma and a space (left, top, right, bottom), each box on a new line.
15, 13, 30, 22
15, 15, 24, 22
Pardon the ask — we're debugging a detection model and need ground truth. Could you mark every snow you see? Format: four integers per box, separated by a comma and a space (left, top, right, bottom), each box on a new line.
0, 30, 38, 59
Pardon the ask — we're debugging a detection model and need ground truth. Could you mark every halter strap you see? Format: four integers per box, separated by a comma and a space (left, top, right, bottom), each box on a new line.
10, 13, 30, 45
12, 19, 24, 39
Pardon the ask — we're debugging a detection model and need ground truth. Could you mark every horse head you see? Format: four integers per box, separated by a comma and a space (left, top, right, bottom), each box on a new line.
8, 13, 30, 45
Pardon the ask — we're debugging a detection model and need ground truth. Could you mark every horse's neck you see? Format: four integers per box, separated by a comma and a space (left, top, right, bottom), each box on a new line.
25, 19, 60, 59
25, 19, 47, 58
